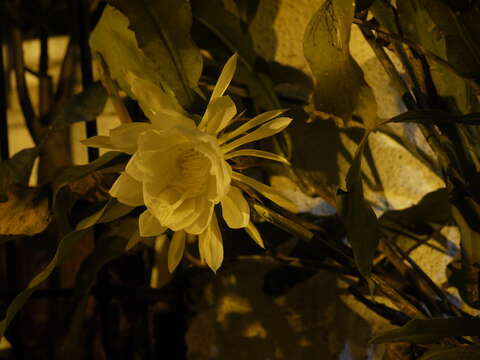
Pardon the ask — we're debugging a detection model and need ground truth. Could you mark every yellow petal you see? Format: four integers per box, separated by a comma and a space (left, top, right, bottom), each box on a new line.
245, 221, 265, 248
81, 136, 117, 150
139, 209, 167, 237
200, 96, 237, 135
232, 172, 297, 213
221, 187, 249, 229
221, 117, 292, 154
198, 213, 223, 273
224, 149, 290, 164
211, 53, 237, 101
185, 200, 214, 235
218, 109, 286, 144
109, 123, 151, 154
109, 172, 144, 206
168, 231, 186, 273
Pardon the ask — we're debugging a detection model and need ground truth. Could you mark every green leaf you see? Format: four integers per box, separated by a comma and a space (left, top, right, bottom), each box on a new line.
107, 0, 203, 108
89, 5, 166, 100
75, 198, 133, 230
191, 0, 280, 110
380, 188, 450, 252
0, 147, 39, 202
0, 228, 89, 338
451, 205, 480, 306
52, 82, 108, 130
419, 346, 480, 360
0, 197, 133, 338
51, 151, 127, 208
370, 318, 480, 344
65, 218, 136, 354
303, 0, 377, 128
397, 0, 476, 113
420, 0, 480, 79
336, 133, 380, 277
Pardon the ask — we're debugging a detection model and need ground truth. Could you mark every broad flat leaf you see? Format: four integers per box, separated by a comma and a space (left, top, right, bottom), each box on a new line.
0, 186, 51, 236
288, 109, 365, 204
191, 0, 280, 110
52, 82, 108, 129
0, 147, 39, 201
451, 205, 480, 305
90, 5, 165, 99
336, 133, 380, 277
75, 198, 133, 230
51, 151, 127, 208
0, 228, 89, 338
398, 0, 476, 113
370, 318, 480, 344
303, 0, 377, 128
0, 195, 133, 338
65, 218, 136, 354
420, 0, 480, 79
107, 0, 203, 108
380, 188, 450, 251
419, 346, 480, 360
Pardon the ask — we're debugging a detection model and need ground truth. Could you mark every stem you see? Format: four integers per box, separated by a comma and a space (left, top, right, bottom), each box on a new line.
76, 0, 98, 161
9, 26, 40, 143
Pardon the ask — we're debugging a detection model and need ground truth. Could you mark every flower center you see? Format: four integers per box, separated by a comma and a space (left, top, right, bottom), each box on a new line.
174, 147, 209, 196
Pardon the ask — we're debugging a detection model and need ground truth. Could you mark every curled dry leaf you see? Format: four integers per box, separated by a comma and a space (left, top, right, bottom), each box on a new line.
0, 185, 51, 236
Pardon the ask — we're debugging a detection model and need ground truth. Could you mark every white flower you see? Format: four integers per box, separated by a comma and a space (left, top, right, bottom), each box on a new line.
83, 54, 295, 272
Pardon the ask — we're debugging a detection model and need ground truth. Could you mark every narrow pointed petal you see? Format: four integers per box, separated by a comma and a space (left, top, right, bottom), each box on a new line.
201, 96, 236, 135
232, 172, 297, 213
245, 221, 265, 248
221, 187, 249, 229
211, 54, 237, 101
168, 231, 186, 273
139, 209, 167, 237
110, 172, 144, 206
198, 213, 223, 273
224, 149, 290, 164
81, 136, 117, 150
221, 117, 292, 154
218, 109, 287, 144
109, 123, 151, 154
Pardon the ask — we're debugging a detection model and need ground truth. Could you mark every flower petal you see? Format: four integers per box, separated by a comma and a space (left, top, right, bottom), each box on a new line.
221, 187, 249, 229
139, 209, 167, 237
211, 53, 237, 101
218, 109, 286, 144
168, 231, 186, 273
164, 197, 197, 230
224, 149, 290, 164
232, 171, 297, 213
245, 221, 265, 248
198, 213, 223, 273
221, 117, 292, 154
81, 136, 117, 150
185, 200, 214, 235
109, 172, 144, 206
128, 73, 196, 130
201, 96, 237, 135
109, 123, 151, 154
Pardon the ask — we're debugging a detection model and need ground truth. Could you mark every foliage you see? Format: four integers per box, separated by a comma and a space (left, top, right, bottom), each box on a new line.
3, 0, 480, 357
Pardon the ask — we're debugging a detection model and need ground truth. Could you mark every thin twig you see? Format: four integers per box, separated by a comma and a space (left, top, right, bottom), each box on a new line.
9, 26, 40, 143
